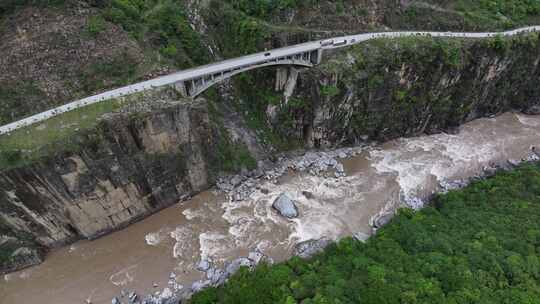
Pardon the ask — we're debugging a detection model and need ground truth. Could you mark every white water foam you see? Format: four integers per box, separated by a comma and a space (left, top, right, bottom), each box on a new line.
170, 227, 197, 259
516, 113, 540, 127
109, 264, 138, 286
145, 230, 165, 246
369, 130, 501, 209
198, 232, 229, 262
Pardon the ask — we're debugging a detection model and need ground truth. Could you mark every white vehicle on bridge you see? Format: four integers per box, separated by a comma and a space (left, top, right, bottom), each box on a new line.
332, 39, 348, 47
320, 39, 334, 46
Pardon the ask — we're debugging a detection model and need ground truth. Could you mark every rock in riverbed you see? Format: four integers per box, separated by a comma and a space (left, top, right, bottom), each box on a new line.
196, 259, 211, 272
373, 212, 394, 229
272, 193, 298, 218
294, 239, 332, 259
225, 257, 254, 276
353, 232, 370, 243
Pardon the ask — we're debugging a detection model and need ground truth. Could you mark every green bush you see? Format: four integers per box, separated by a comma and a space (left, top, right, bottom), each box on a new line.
320, 84, 340, 97
103, 0, 209, 68
86, 15, 106, 37
0, 150, 24, 168
226, 0, 315, 19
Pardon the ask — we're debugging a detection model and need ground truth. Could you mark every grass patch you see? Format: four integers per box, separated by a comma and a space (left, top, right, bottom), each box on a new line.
85, 15, 107, 38
454, 0, 540, 29
191, 162, 540, 303
0, 97, 136, 169
399, 0, 540, 31
0, 81, 48, 125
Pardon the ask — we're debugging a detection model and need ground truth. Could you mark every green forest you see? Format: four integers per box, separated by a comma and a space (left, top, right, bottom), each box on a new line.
191, 162, 540, 304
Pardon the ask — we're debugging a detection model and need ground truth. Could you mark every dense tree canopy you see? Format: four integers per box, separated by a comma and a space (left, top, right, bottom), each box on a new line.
191, 162, 540, 304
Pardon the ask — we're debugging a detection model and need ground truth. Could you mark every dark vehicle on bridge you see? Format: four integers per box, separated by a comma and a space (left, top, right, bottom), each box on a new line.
264, 52, 271, 56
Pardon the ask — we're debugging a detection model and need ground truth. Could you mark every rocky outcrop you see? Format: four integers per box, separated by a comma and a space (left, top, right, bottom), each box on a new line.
247, 33, 540, 148
0, 246, 43, 275
0, 97, 256, 258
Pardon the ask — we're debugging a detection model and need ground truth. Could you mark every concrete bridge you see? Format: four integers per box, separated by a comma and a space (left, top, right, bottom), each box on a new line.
1, 26, 539, 135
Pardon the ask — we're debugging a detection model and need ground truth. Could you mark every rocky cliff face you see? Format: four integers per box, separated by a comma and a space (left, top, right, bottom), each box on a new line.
0, 96, 259, 272
257, 33, 540, 147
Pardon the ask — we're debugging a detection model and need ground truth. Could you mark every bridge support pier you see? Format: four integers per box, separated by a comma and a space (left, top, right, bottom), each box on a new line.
275, 68, 288, 91
283, 68, 299, 102
311, 49, 323, 65
275, 67, 299, 102
173, 81, 188, 97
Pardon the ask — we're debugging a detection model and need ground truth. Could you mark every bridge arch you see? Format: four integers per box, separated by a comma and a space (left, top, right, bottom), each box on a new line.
175, 57, 316, 98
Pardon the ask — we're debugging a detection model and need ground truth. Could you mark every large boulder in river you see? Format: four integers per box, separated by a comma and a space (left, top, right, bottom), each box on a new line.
294, 239, 332, 259
272, 193, 299, 218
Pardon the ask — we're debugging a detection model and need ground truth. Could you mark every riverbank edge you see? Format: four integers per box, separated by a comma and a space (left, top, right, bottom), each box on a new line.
187, 157, 540, 303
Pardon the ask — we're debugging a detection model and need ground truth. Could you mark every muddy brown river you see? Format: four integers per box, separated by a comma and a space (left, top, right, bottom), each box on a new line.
1, 112, 539, 303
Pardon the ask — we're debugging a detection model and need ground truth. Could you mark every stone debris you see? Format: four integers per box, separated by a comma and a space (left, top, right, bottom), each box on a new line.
206, 267, 226, 285
216, 148, 361, 205
189, 249, 271, 295
372, 212, 394, 229
167, 272, 183, 293
439, 179, 469, 192
191, 280, 212, 293
225, 257, 254, 276
196, 259, 211, 272
247, 250, 265, 264
294, 239, 332, 259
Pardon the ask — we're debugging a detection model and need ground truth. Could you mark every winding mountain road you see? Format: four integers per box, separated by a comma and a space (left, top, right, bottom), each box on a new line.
1, 26, 539, 135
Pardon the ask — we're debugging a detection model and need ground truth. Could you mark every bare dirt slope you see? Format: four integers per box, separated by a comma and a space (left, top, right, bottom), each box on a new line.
0, 2, 166, 124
